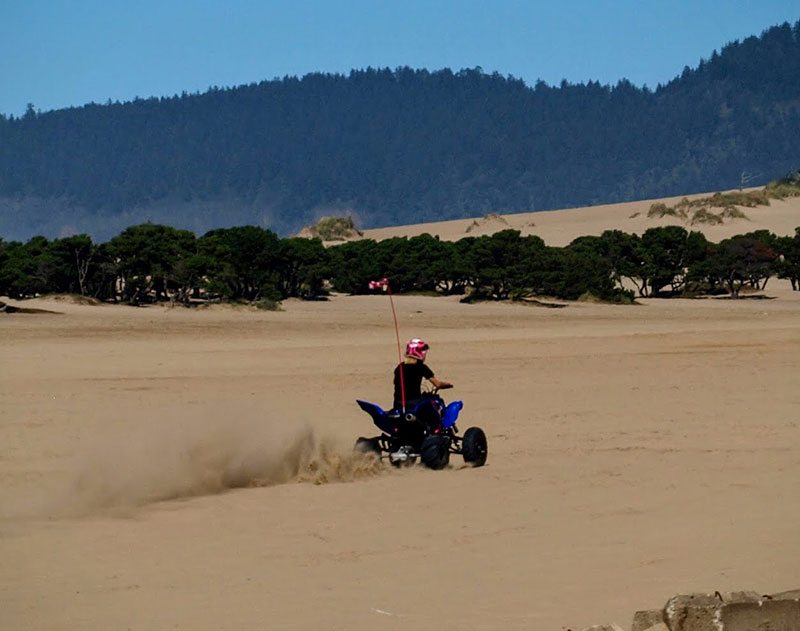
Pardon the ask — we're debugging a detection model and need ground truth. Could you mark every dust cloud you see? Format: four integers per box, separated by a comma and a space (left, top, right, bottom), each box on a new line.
1, 416, 382, 520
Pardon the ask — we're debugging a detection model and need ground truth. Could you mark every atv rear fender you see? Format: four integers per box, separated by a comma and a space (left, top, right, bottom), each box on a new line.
356, 400, 396, 434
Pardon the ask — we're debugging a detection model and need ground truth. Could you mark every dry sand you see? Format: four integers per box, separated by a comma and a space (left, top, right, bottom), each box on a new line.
363, 191, 800, 245
1, 279, 799, 630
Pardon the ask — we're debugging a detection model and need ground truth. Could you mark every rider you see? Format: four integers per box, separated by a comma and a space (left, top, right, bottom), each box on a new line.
393, 338, 452, 412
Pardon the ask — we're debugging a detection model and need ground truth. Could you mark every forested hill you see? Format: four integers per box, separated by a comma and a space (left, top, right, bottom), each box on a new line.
1, 20, 799, 241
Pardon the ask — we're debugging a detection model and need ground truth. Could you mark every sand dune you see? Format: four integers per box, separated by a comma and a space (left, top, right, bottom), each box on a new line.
2, 191, 799, 629
1, 276, 799, 629
363, 190, 800, 245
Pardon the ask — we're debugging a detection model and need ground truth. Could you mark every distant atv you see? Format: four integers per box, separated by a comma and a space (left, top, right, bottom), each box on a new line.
354, 387, 487, 470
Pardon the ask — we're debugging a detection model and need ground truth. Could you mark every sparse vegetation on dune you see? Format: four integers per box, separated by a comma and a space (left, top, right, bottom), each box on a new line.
689, 208, 725, 225
647, 202, 688, 220
299, 216, 363, 242
647, 170, 800, 226
465, 213, 509, 234
765, 169, 800, 199
647, 192, 759, 224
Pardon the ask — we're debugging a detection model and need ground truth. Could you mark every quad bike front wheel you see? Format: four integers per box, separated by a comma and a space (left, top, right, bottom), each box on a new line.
420, 435, 450, 470
462, 427, 488, 467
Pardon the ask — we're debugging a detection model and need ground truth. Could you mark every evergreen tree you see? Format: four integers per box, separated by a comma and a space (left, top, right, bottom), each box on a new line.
1, 21, 799, 241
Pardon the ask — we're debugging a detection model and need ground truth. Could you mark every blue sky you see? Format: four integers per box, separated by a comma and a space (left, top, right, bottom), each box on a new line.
1, 0, 797, 117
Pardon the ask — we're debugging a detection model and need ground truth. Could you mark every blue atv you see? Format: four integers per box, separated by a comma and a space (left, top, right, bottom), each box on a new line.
354, 387, 488, 470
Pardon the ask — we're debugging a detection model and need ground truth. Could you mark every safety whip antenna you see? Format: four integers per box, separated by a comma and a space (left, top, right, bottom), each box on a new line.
368, 277, 406, 412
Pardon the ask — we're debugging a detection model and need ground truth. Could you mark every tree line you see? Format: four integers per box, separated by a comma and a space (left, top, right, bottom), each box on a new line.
2, 21, 800, 241
2, 223, 799, 305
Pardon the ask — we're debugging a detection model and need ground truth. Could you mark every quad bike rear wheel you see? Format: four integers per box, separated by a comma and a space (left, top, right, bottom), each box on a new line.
420, 435, 450, 470
354, 436, 381, 456
462, 427, 488, 467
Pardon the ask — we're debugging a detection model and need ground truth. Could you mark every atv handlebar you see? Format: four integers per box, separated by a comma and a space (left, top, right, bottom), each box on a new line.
428, 384, 453, 394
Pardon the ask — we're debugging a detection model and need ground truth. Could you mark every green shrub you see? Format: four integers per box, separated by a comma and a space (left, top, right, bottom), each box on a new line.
308, 216, 363, 241
254, 297, 282, 311
577, 291, 602, 303
720, 206, 749, 220
690, 208, 725, 225
766, 180, 800, 199
765, 170, 800, 199
707, 190, 769, 207
459, 288, 492, 304
767, 184, 800, 198
647, 202, 682, 218
578, 289, 635, 304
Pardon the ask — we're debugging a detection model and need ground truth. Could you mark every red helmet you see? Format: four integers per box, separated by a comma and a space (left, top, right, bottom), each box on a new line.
405, 338, 429, 360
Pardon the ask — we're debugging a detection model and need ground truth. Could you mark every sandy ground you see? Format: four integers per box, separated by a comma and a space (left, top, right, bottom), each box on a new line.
1, 281, 799, 630
363, 191, 800, 245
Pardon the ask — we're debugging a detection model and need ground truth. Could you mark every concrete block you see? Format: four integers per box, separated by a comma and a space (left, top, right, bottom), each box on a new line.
663, 591, 770, 630
631, 609, 665, 631
770, 588, 800, 601
664, 593, 721, 631
720, 598, 800, 630
716, 590, 760, 604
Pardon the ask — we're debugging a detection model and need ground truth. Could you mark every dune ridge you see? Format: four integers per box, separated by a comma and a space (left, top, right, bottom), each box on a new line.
363, 190, 800, 246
